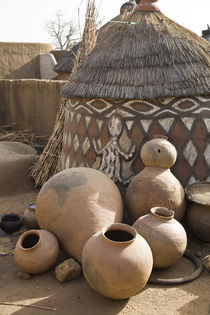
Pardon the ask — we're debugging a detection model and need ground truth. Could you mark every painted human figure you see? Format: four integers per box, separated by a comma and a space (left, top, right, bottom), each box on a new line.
93, 113, 135, 184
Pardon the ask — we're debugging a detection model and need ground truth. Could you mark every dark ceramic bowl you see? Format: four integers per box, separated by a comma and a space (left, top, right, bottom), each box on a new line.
0, 213, 24, 234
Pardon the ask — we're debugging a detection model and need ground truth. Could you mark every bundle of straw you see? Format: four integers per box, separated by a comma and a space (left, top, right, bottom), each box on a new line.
31, 0, 98, 186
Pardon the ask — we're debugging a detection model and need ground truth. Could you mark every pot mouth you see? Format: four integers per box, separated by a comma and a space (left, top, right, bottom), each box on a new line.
152, 134, 168, 140
102, 223, 137, 245
151, 207, 174, 220
28, 203, 36, 210
20, 230, 40, 250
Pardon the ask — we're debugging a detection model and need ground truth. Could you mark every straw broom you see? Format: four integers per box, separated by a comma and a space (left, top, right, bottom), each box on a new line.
31, 0, 98, 186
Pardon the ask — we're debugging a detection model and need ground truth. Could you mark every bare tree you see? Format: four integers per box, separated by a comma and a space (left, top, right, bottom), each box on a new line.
46, 11, 78, 50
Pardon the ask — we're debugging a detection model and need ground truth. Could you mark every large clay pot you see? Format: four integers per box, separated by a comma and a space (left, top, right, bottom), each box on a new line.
126, 136, 186, 222
23, 203, 39, 229
133, 207, 187, 269
185, 181, 210, 242
14, 229, 59, 274
36, 167, 123, 262
82, 223, 153, 300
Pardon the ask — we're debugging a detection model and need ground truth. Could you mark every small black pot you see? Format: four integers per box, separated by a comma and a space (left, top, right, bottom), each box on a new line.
0, 213, 24, 234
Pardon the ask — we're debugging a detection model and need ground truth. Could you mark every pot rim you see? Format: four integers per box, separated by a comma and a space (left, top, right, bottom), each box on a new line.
151, 207, 174, 220
28, 203, 36, 210
19, 229, 41, 251
102, 223, 137, 246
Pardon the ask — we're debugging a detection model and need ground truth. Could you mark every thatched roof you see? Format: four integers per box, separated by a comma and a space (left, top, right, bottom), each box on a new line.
62, 3, 210, 100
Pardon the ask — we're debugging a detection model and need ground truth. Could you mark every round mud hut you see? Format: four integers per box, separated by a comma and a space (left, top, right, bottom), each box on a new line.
61, 0, 210, 188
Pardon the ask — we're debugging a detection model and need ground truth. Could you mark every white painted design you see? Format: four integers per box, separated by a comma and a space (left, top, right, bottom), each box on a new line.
67, 133, 72, 149
141, 120, 152, 132
204, 144, 210, 167
65, 156, 70, 169
155, 110, 177, 116
76, 113, 81, 123
63, 130, 67, 145
194, 107, 210, 114
187, 176, 197, 185
73, 135, 80, 152
82, 138, 91, 155
172, 98, 199, 112
69, 111, 73, 121
85, 116, 91, 128
203, 118, 210, 132
159, 118, 175, 132
96, 119, 103, 131
124, 100, 160, 115
181, 118, 195, 130
183, 141, 197, 166
126, 121, 134, 131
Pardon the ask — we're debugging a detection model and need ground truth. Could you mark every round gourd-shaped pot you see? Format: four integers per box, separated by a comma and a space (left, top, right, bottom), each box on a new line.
185, 181, 210, 242
126, 136, 186, 221
36, 167, 123, 263
133, 207, 187, 269
82, 223, 153, 300
14, 229, 59, 274
23, 203, 39, 229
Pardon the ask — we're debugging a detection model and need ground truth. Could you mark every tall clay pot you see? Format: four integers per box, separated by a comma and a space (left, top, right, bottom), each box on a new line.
14, 229, 59, 274
133, 207, 187, 269
23, 203, 39, 229
185, 181, 210, 242
36, 167, 123, 263
82, 223, 153, 300
126, 136, 186, 222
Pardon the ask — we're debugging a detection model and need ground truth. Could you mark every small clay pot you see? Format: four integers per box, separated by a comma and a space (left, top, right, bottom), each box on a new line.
133, 207, 187, 269
0, 213, 24, 234
23, 203, 39, 229
14, 229, 59, 274
82, 223, 153, 300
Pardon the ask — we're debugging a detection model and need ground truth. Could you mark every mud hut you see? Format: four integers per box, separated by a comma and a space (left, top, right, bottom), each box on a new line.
61, 0, 210, 187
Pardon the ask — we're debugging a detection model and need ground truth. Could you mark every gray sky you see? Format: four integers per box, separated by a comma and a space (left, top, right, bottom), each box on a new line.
0, 0, 209, 45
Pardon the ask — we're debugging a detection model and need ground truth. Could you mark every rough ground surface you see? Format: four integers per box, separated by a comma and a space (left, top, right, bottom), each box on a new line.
0, 190, 210, 315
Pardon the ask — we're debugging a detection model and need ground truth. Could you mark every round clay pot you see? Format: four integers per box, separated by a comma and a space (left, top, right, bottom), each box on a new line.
185, 181, 210, 242
14, 229, 59, 274
126, 136, 186, 222
36, 167, 123, 263
133, 207, 187, 269
23, 203, 39, 229
82, 223, 153, 300
0, 213, 24, 234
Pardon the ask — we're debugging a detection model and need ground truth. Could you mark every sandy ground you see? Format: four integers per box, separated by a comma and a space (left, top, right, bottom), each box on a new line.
0, 190, 210, 315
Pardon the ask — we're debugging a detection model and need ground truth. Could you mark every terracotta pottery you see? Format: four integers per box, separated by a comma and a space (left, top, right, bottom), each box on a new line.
126, 136, 186, 222
82, 223, 153, 300
14, 229, 59, 274
185, 181, 210, 242
36, 167, 123, 263
133, 207, 187, 269
0, 213, 24, 234
23, 203, 39, 229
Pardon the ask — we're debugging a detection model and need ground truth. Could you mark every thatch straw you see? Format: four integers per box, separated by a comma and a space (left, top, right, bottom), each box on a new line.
62, 10, 210, 100
31, 0, 98, 186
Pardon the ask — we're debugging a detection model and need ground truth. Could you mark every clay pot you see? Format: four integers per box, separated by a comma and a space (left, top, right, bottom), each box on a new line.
0, 213, 24, 234
82, 223, 153, 300
14, 229, 59, 274
185, 181, 210, 242
23, 203, 39, 229
133, 207, 187, 269
36, 167, 123, 263
126, 136, 186, 222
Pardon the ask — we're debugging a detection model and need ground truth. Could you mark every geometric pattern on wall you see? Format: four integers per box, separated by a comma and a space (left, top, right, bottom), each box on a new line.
62, 95, 210, 187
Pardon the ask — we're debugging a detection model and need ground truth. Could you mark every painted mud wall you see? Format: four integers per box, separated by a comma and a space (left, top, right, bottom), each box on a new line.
0, 42, 53, 79
0, 79, 66, 136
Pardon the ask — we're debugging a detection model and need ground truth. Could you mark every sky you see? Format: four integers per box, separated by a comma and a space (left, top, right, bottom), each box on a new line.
0, 0, 209, 46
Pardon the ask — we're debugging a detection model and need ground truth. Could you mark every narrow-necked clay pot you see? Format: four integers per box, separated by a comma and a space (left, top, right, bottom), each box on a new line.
133, 207, 187, 269
36, 167, 123, 263
82, 223, 153, 300
14, 229, 59, 274
23, 203, 39, 229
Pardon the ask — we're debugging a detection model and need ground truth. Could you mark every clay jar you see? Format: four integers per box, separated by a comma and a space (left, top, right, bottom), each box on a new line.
133, 207, 187, 269
126, 136, 186, 222
36, 167, 123, 263
14, 229, 59, 274
185, 181, 210, 242
23, 203, 39, 229
82, 223, 153, 300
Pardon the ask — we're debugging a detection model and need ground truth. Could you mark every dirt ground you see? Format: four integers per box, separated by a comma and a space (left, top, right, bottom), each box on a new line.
0, 190, 210, 315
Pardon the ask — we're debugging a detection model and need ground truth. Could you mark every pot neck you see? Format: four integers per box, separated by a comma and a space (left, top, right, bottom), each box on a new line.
150, 207, 174, 221
102, 223, 137, 246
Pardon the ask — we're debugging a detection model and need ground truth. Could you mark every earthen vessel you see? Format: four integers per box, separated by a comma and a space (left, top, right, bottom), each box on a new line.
23, 203, 39, 229
126, 136, 186, 221
133, 207, 187, 269
185, 181, 210, 242
36, 167, 123, 262
82, 223, 153, 300
14, 229, 59, 274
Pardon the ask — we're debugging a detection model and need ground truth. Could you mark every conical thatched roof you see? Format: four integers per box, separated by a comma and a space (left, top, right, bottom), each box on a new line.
62, 1, 210, 100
